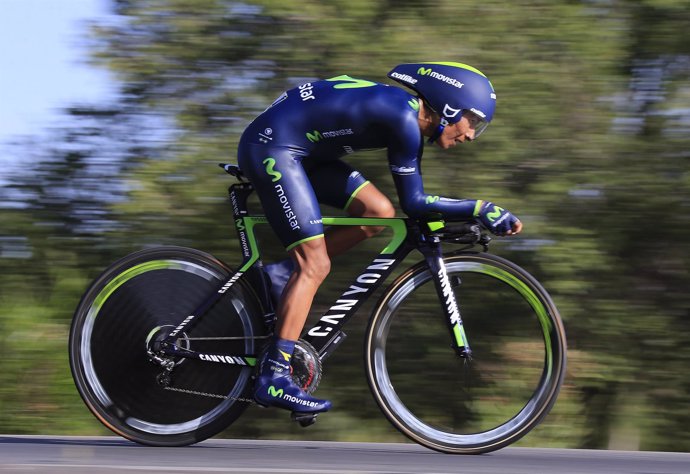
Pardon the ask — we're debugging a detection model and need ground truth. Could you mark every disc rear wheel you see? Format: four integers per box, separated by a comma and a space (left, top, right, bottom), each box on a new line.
69, 247, 267, 446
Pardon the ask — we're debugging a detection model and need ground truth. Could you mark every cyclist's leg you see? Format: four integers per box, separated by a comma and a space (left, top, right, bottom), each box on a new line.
277, 237, 330, 340
257, 243, 332, 413
326, 182, 395, 256
264, 162, 395, 303
238, 147, 331, 413
308, 160, 395, 257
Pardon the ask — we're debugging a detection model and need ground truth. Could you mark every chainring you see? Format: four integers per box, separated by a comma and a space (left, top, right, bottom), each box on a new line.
291, 339, 322, 394
255, 338, 322, 394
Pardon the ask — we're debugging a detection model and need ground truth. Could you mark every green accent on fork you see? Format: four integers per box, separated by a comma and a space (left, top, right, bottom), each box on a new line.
453, 324, 467, 348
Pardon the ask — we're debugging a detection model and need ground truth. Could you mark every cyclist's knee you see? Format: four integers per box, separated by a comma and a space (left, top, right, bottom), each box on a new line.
367, 198, 396, 219
290, 238, 331, 284
361, 198, 395, 237
299, 256, 331, 284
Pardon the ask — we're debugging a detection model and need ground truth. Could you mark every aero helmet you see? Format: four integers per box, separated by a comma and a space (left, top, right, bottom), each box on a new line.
388, 62, 496, 142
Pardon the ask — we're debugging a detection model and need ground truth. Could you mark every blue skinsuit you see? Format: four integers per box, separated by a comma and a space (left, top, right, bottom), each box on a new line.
237, 75, 478, 249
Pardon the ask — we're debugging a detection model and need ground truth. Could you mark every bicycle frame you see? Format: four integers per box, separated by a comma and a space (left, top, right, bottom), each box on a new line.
160, 181, 472, 364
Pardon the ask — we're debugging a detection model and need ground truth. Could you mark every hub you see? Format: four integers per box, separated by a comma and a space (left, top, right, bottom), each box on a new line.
145, 324, 191, 368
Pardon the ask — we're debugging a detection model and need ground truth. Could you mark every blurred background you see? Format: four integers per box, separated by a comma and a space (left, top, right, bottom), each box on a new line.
1, 0, 689, 451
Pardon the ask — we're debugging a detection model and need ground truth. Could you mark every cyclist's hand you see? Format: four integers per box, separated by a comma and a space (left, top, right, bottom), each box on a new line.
477, 201, 522, 236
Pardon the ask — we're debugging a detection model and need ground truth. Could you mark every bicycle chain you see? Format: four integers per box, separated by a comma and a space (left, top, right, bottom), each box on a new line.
152, 334, 271, 404
163, 384, 256, 404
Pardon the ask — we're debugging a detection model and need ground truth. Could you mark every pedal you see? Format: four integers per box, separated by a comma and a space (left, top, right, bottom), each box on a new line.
291, 411, 318, 427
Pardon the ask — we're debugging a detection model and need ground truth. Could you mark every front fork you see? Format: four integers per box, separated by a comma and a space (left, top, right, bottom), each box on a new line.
421, 236, 472, 359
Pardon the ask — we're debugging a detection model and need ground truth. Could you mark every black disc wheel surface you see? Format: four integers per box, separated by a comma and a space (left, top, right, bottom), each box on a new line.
69, 247, 267, 446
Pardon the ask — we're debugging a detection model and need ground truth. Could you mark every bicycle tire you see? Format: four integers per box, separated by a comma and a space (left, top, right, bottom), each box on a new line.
365, 252, 566, 454
69, 246, 267, 446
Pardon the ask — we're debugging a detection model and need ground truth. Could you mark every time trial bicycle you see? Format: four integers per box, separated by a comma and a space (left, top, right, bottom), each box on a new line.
69, 163, 567, 454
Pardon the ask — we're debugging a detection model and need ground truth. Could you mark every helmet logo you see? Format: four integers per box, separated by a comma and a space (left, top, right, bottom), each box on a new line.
442, 104, 462, 118
416, 67, 464, 89
391, 72, 418, 84
469, 108, 486, 119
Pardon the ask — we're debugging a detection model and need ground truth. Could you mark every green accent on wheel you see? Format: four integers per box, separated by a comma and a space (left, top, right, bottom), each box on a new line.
453, 324, 467, 348
466, 261, 554, 378
321, 217, 407, 254
285, 234, 325, 252
93, 260, 183, 314
145, 326, 161, 344
343, 181, 371, 211
427, 221, 445, 232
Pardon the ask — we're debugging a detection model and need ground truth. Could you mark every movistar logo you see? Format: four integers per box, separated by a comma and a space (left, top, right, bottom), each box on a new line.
307, 129, 354, 143
306, 130, 323, 143
425, 195, 440, 204
417, 67, 464, 89
235, 218, 245, 231
262, 158, 282, 182
268, 386, 284, 398
408, 98, 420, 111
486, 205, 504, 222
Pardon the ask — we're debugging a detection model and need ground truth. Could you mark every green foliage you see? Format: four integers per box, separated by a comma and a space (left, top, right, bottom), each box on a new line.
1, 0, 689, 451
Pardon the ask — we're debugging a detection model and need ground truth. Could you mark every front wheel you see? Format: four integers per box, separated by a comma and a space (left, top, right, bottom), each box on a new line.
365, 252, 566, 454
69, 246, 267, 446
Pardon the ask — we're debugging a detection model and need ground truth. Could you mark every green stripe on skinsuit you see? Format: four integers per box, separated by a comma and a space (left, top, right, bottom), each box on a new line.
285, 233, 325, 252
343, 181, 371, 211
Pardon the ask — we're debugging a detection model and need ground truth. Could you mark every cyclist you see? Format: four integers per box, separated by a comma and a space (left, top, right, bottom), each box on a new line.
237, 62, 522, 415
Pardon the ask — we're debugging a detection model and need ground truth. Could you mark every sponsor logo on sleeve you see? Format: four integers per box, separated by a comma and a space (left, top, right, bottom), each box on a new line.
390, 165, 416, 175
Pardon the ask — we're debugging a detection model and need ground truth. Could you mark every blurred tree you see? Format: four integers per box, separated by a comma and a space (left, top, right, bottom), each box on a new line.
1, 0, 689, 450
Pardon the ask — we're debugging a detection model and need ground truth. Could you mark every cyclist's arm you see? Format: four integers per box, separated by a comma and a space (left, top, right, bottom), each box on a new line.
390, 168, 481, 220
381, 97, 488, 222
386, 135, 481, 220
388, 148, 521, 234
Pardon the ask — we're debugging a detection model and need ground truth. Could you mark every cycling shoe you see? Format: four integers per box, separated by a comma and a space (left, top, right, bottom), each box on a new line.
254, 373, 332, 413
